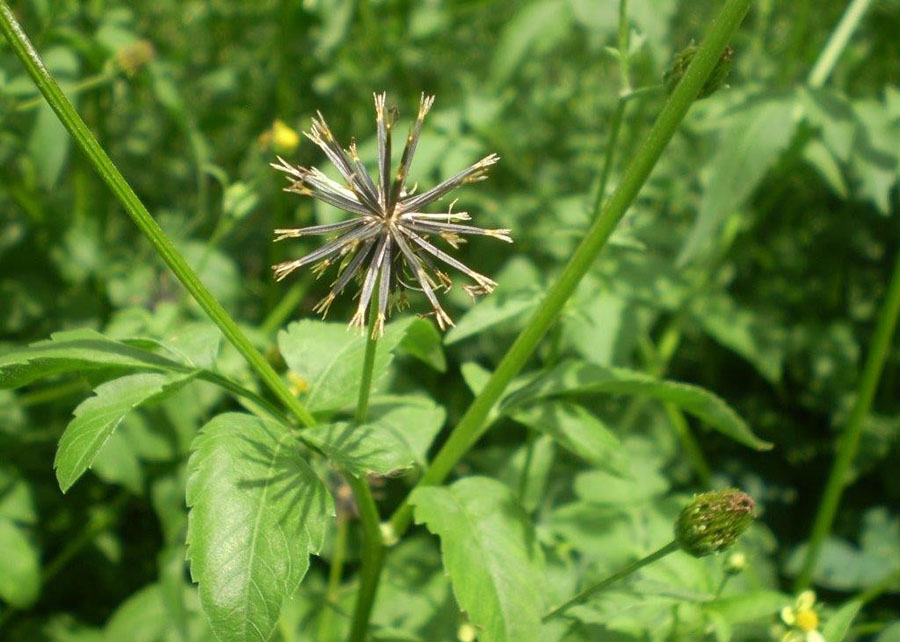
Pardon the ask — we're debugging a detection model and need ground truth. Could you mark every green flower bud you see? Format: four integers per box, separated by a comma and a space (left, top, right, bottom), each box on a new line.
664, 44, 734, 99
675, 488, 756, 557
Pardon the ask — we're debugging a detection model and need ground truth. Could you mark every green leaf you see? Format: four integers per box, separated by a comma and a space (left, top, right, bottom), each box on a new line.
55, 372, 196, 493
278, 318, 415, 413
104, 584, 168, 642
186, 413, 333, 642
410, 477, 547, 642
398, 318, 447, 372
574, 465, 669, 505
299, 420, 421, 477
368, 396, 446, 466
489, 0, 573, 87
511, 401, 628, 474
679, 93, 796, 264
504, 360, 771, 451
0, 518, 41, 608
446, 292, 540, 344
703, 590, 788, 623
0, 329, 190, 390
690, 293, 786, 384
823, 599, 863, 642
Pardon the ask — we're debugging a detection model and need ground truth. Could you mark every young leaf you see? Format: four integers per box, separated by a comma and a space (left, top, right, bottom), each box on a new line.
410, 476, 547, 642
54, 372, 197, 493
186, 413, 333, 642
277, 318, 415, 413
504, 360, 771, 451
299, 420, 421, 477
0, 329, 189, 390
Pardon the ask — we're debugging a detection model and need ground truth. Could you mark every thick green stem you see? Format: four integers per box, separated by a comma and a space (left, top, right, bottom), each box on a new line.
346, 308, 385, 642
795, 248, 900, 590
543, 540, 680, 620
0, 1, 316, 429
807, 0, 873, 88
389, 0, 753, 535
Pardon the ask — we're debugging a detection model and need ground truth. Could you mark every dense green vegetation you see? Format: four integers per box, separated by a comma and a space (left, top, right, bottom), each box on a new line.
1, 0, 899, 641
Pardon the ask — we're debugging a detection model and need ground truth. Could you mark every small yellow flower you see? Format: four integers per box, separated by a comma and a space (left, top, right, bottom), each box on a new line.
271, 119, 301, 154
779, 591, 824, 642
287, 371, 308, 396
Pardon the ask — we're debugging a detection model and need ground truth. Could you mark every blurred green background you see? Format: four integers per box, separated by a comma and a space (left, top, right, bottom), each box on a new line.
1, 0, 899, 640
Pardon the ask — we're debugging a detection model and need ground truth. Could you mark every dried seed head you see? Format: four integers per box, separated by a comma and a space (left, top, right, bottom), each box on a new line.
271, 92, 510, 337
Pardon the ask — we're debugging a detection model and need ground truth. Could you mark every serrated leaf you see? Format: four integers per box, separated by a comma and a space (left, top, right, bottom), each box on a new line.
299, 420, 420, 476
504, 360, 771, 451
0, 329, 190, 390
54, 372, 196, 493
410, 477, 546, 642
186, 413, 333, 642
0, 518, 41, 608
278, 318, 415, 413
823, 599, 862, 642
511, 401, 628, 474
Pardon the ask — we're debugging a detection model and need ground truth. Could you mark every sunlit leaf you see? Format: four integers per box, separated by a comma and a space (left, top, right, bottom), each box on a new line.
186, 413, 333, 642
411, 476, 547, 642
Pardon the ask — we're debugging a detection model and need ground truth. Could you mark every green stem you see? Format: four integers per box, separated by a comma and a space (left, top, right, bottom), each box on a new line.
592, 0, 632, 212
543, 540, 679, 620
346, 308, 385, 642
389, 0, 752, 536
807, 0, 873, 88
260, 274, 312, 335
318, 515, 350, 642
0, 2, 316, 430
795, 248, 900, 590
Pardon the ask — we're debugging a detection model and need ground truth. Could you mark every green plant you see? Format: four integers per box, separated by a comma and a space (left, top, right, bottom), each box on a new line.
2, 0, 899, 641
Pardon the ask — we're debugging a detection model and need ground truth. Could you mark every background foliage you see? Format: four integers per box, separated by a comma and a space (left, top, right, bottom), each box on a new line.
1, 0, 899, 640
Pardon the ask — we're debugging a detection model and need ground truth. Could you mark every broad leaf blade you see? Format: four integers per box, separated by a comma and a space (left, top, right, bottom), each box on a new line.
0, 329, 189, 390
186, 413, 333, 642
278, 318, 415, 413
504, 360, 771, 451
55, 372, 197, 493
410, 477, 546, 642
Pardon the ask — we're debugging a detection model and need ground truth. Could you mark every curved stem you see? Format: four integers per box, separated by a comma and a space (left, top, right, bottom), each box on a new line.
0, 1, 316, 430
389, 0, 753, 536
795, 248, 900, 590
346, 308, 385, 642
543, 540, 679, 620
807, 0, 873, 88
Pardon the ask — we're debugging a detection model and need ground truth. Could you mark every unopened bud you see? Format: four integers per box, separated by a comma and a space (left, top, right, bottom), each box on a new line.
675, 488, 755, 557
664, 44, 734, 99
725, 551, 747, 574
